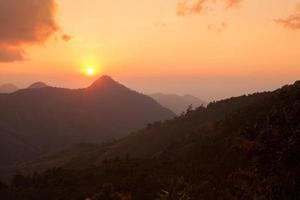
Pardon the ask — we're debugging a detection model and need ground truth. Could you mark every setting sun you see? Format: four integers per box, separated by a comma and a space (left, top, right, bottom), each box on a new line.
86, 67, 95, 76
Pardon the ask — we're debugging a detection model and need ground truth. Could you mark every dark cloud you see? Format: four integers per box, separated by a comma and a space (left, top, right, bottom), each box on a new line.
0, 0, 60, 62
274, 5, 300, 30
177, 0, 242, 16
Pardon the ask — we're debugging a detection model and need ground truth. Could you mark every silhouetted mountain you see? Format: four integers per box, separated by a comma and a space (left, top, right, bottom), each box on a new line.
0, 76, 174, 174
0, 83, 18, 93
14, 81, 300, 200
150, 93, 207, 115
27, 82, 49, 89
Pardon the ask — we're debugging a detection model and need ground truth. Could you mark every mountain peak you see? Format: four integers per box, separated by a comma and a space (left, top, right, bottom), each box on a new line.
28, 82, 49, 89
99, 75, 114, 82
89, 75, 119, 89
0, 83, 18, 93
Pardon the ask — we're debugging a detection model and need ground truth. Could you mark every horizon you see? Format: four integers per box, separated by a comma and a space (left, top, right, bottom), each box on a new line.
1, 74, 298, 102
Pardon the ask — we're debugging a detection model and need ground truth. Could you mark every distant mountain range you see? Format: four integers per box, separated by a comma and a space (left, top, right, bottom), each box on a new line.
27, 82, 49, 89
150, 93, 207, 115
0, 83, 206, 116
0, 84, 18, 94
0, 75, 174, 175
0, 82, 50, 94
15, 81, 300, 199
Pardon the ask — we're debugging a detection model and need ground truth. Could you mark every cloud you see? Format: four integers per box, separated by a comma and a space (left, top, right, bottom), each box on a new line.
225, 0, 242, 8
0, 0, 60, 62
177, 0, 242, 16
274, 4, 300, 30
61, 34, 73, 42
0, 46, 25, 62
177, 0, 206, 16
208, 21, 228, 33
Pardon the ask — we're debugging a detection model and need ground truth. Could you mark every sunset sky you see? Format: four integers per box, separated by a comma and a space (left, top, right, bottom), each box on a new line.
1, 0, 300, 100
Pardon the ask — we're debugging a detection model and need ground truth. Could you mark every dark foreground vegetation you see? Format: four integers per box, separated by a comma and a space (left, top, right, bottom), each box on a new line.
1, 81, 300, 199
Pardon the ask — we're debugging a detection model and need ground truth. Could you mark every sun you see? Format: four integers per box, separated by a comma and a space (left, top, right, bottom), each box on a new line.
86, 66, 95, 76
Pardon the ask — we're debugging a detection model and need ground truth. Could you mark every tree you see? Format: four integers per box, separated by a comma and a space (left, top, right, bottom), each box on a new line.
156, 177, 191, 200
0, 181, 7, 190
11, 172, 30, 188
92, 183, 116, 200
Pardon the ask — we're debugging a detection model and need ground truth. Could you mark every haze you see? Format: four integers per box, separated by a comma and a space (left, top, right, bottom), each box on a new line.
1, 0, 300, 100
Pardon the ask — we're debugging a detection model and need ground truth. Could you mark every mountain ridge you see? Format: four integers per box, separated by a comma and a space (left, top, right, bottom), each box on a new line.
150, 93, 207, 115
27, 82, 50, 89
0, 83, 18, 94
0, 75, 175, 178
2, 80, 300, 199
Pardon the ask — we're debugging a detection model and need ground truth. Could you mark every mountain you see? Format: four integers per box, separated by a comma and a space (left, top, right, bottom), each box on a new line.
25, 88, 265, 169
27, 82, 49, 89
0, 75, 175, 172
0, 83, 18, 93
14, 81, 300, 200
150, 93, 207, 115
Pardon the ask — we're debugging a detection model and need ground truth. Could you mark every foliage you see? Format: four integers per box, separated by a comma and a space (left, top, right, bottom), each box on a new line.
2, 82, 300, 199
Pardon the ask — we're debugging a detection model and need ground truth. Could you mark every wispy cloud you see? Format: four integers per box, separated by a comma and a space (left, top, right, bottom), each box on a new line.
225, 0, 242, 8
177, 0, 206, 16
177, 0, 242, 16
208, 21, 228, 33
0, 0, 65, 62
61, 34, 73, 42
274, 3, 300, 30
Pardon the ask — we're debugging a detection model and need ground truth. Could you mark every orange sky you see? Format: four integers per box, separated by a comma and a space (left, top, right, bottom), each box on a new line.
1, 0, 300, 100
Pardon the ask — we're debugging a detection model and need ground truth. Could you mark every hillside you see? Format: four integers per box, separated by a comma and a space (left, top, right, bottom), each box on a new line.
0, 76, 174, 171
150, 93, 207, 115
27, 87, 267, 169
0, 84, 18, 94
27, 82, 49, 89
10, 81, 300, 200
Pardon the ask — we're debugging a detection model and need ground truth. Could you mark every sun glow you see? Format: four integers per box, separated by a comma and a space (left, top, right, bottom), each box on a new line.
85, 66, 95, 76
